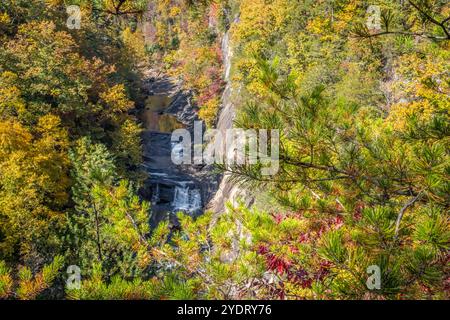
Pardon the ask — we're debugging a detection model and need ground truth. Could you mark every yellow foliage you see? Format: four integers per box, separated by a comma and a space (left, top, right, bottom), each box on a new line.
307, 17, 329, 35
98, 0, 146, 15
169, 6, 181, 18
0, 255, 64, 300
388, 48, 450, 130
122, 27, 148, 64
199, 97, 220, 127
0, 12, 11, 25
100, 84, 134, 122
0, 71, 26, 119
0, 118, 69, 259
0, 264, 13, 299
333, 0, 358, 32
0, 120, 32, 159
112, 119, 142, 169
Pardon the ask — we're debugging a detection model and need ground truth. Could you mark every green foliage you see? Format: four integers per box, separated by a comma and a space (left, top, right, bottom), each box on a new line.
68, 138, 151, 278
0, 256, 64, 300
67, 263, 155, 300
0, 0, 147, 297
352, 0, 450, 41
0, 0, 448, 301
223, 0, 449, 299
0, 261, 13, 299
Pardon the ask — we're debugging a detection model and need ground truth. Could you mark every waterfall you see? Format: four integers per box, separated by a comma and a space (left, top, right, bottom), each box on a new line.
190, 189, 202, 211
172, 184, 202, 213
172, 185, 190, 210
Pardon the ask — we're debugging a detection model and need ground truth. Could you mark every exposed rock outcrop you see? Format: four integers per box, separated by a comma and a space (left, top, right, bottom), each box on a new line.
207, 29, 255, 213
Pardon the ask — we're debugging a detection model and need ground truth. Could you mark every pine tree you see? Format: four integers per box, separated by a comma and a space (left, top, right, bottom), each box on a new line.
68, 137, 151, 279
224, 52, 449, 299
0, 256, 64, 300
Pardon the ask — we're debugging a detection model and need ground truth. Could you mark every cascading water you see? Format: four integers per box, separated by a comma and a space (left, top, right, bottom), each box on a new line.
190, 189, 202, 211
172, 183, 202, 213
172, 184, 189, 210
140, 77, 215, 227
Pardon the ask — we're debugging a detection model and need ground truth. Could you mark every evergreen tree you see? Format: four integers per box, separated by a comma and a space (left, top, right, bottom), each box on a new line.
68, 137, 151, 279
0, 256, 64, 300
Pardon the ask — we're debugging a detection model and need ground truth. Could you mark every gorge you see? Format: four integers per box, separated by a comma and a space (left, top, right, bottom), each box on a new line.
139, 17, 253, 225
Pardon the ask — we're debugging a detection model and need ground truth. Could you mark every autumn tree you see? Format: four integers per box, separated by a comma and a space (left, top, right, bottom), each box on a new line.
0, 116, 70, 265
0, 0, 147, 297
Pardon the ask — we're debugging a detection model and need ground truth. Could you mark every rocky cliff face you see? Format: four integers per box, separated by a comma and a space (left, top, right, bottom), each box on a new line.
207, 29, 255, 213
140, 18, 253, 221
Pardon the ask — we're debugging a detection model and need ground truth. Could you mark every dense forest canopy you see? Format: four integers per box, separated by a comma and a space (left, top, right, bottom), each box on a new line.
0, 0, 448, 300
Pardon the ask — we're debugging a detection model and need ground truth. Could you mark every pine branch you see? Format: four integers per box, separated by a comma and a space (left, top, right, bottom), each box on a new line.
406, 0, 450, 39
394, 191, 423, 239
354, 1, 450, 41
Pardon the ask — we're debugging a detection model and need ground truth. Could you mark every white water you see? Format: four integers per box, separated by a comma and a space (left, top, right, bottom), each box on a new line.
172, 184, 202, 213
